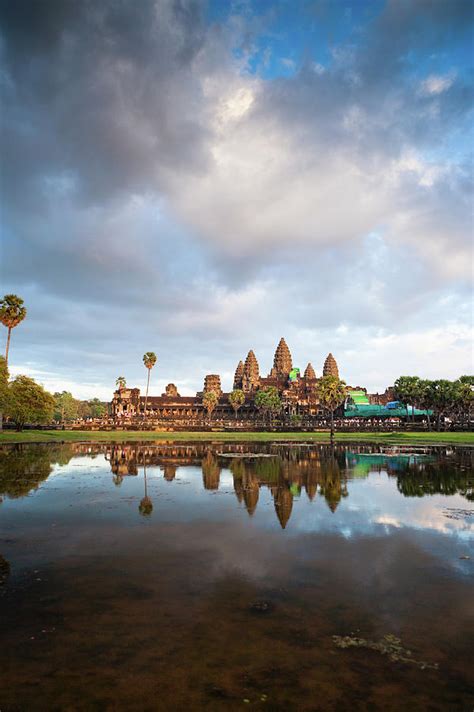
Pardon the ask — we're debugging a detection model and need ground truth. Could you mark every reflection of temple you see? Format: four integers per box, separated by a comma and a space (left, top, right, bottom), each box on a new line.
100, 443, 352, 527
109, 339, 388, 426
4, 443, 470, 527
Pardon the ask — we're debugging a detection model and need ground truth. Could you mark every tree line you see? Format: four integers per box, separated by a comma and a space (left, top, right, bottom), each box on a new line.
394, 375, 473, 430
0, 362, 108, 431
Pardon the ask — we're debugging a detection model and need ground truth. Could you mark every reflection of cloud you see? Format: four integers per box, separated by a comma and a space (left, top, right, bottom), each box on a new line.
292, 474, 474, 542
375, 515, 401, 528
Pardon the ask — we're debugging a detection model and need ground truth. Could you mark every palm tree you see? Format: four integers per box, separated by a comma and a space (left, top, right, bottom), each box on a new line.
0, 294, 27, 365
203, 390, 218, 425
254, 386, 282, 426
116, 376, 127, 389
142, 352, 157, 418
394, 376, 421, 422
228, 389, 245, 419
316, 375, 347, 444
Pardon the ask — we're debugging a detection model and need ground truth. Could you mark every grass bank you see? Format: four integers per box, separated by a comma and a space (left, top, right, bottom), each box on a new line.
0, 430, 473, 446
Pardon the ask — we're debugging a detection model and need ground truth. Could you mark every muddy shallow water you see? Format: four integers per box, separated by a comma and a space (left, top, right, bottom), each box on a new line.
0, 442, 473, 711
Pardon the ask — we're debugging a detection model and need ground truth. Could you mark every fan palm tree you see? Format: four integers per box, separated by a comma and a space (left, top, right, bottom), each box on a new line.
316, 375, 347, 444
228, 389, 245, 419
116, 376, 127, 389
0, 294, 27, 365
142, 352, 157, 418
203, 390, 218, 425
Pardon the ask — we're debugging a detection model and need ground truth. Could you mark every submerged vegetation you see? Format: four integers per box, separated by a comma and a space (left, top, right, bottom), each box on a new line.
333, 634, 439, 670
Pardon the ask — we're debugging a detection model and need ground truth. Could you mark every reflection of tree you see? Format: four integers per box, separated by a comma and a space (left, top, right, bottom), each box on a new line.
202, 452, 221, 490
139, 463, 153, 516
396, 462, 474, 500
318, 452, 348, 513
0, 444, 74, 499
253, 457, 282, 482
163, 464, 177, 482
345, 449, 474, 503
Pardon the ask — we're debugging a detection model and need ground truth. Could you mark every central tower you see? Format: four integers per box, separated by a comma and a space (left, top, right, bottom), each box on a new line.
269, 337, 293, 378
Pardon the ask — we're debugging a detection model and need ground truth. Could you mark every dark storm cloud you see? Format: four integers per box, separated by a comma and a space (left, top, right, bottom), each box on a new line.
1, 0, 209, 211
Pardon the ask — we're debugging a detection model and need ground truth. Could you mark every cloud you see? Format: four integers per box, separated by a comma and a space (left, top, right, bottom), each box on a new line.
0, 0, 472, 397
419, 73, 456, 96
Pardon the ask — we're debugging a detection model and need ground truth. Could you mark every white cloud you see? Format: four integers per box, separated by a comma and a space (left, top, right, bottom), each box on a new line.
419, 73, 456, 96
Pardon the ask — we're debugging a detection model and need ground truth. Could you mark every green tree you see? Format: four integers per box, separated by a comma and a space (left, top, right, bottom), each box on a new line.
88, 398, 106, 418
116, 376, 127, 389
0, 294, 27, 365
7, 376, 55, 431
228, 389, 245, 419
254, 386, 282, 426
417, 379, 434, 430
203, 390, 218, 424
142, 352, 157, 418
427, 379, 456, 431
394, 376, 421, 422
0, 356, 8, 431
316, 376, 347, 444
53, 391, 79, 423
452, 378, 474, 426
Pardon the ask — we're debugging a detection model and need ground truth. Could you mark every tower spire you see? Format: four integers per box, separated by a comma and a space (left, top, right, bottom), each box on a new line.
242, 350, 260, 392
323, 353, 339, 379
272, 337, 293, 377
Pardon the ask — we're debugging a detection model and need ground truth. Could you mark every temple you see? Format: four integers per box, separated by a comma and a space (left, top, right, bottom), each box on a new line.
110, 338, 392, 427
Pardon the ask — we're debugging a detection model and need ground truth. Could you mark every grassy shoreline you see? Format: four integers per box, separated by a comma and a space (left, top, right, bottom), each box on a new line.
0, 429, 472, 446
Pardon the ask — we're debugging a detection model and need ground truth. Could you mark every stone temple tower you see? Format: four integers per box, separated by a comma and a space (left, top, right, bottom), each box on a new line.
233, 360, 244, 389
304, 363, 316, 380
323, 353, 339, 379
270, 338, 293, 378
203, 374, 222, 397
242, 350, 260, 392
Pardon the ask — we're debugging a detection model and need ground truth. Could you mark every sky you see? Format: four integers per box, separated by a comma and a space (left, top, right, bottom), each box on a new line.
1, 0, 473, 399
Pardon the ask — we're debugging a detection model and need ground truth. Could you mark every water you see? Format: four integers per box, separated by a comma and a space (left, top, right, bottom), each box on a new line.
0, 442, 473, 711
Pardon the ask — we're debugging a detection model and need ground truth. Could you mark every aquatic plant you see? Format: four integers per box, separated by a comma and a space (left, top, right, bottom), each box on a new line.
333, 634, 438, 670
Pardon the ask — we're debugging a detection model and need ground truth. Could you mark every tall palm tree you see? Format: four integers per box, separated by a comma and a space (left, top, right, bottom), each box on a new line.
316, 375, 347, 444
142, 352, 157, 418
116, 376, 127, 389
0, 294, 27, 365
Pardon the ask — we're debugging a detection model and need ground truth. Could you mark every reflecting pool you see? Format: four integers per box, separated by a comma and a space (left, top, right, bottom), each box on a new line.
0, 442, 473, 710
